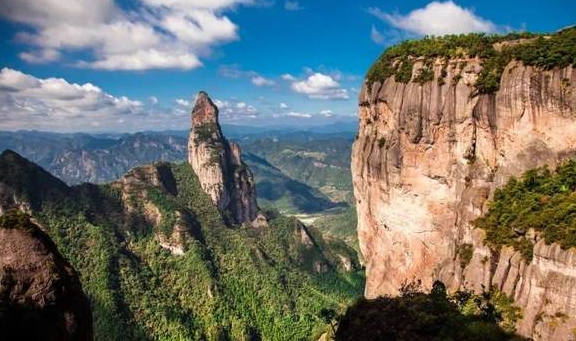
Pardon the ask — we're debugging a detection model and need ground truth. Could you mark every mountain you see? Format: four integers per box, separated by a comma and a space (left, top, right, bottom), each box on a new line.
0, 209, 93, 341
243, 132, 355, 205
0, 92, 363, 340
0, 129, 354, 215
0, 130, 187, 184
352, 29, 576, 339
244, 152, 340, 214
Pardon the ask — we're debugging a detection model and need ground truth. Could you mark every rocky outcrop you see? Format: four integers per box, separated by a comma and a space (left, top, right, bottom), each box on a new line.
114, 163, 197, 255
0, 210, 93, 340
0, 150, 70, 214
353, 57, 576, 339
188, 92, 264, 226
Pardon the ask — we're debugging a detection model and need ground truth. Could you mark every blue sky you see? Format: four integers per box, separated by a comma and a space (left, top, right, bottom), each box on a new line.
0, 0, 574, 132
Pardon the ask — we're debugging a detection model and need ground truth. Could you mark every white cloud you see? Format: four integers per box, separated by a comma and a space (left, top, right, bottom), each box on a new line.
18, 49, 61, 64
281, 73, 297, 81
175, 98, 191, 107
290, 72, 349, 100
213, 98, 260, 120
368, 1, 497, 36
319, 109, 333, 117
0, 68, 41, 91
219, 65, 275, 87
0, 67, 177, 132
284, 1, 303, 11
279, 102, 288, 109
285, 112, 312, 118
79, 49, 202, 71
371, 25, 385, 45
149, 96, 158, 104
251, 75, 275, 86
0, 0, 251, 70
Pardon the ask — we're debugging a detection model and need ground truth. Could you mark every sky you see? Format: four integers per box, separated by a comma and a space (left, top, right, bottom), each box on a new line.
0, 0, 574, 132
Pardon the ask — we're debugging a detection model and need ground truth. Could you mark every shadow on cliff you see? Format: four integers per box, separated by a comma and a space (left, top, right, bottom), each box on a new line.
335, 281, 527, 341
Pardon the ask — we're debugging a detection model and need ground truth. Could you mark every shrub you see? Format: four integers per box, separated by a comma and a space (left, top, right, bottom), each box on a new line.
474, 159, 576, 261
366, 28, 576, 94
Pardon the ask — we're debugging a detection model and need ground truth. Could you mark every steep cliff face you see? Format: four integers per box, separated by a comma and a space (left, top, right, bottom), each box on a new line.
188, 92, 264, 226
0, 210, 93, 340
353, 49, 576, 338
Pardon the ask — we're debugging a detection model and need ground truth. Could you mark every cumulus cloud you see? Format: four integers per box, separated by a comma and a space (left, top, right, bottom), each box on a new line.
284, 1, 303, 11
213, 98, 260, 120
319, 109, 333, 117
279, 103, 289, 109
0, 67, 183, 132
368, 1, 497, 36
149, 96, 158, 104
0, 0, 251, 70
175, 98, 191, 107
281, 73, 297, 81
290, 72, 349, 100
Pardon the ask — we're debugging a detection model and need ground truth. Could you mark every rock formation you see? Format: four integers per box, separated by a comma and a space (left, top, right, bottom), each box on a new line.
188, 91, 264, 226
0, 209, 93, 340
353, 54, 576, 339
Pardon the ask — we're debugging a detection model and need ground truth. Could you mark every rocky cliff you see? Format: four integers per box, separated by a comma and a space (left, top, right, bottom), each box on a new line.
0, 210, 93, 340
188, 92, 264, 226
353, 33, 576, 340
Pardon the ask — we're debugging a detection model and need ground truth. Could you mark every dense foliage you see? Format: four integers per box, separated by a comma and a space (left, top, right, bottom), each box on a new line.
243, 153, 340, 214
335, 281, 524, 341
1, 151, 364, 341
366, 27, 576, 93
243, 134, 354, 205
312, 207, 359, 254
474, 160, 576, 260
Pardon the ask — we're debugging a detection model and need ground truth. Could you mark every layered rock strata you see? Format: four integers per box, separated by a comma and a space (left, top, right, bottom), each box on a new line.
353, 57, 576, 339
188, 92, 264, 226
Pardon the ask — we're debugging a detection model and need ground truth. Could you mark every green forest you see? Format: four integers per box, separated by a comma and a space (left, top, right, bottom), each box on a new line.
0, 151, 364, 341
474, 160, 576, 260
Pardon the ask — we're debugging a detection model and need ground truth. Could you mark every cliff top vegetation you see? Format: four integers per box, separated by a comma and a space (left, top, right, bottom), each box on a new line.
366, 27, 576, 93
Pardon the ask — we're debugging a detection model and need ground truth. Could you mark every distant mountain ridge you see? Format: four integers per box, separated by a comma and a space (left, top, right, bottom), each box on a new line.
0, 127, 354, 214
0, 91, 364, 339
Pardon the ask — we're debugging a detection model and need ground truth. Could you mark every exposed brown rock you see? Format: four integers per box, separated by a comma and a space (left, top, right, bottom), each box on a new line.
0, 210, 93, 341
353, 58, 576, 340
188, 92, 263, 226
114, 163, 194, 255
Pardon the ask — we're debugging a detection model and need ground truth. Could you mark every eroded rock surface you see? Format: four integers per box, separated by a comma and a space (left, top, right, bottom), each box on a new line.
0, 210, 93, 340
188, 92, 263, 226
353, 58, 576, 339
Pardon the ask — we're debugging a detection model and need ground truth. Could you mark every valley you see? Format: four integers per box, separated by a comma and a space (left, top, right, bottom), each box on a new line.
0, 93, 364, 340
0, 1, 575, 338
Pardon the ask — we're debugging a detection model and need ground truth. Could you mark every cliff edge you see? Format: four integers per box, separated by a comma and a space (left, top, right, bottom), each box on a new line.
353, 29, 576, 340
